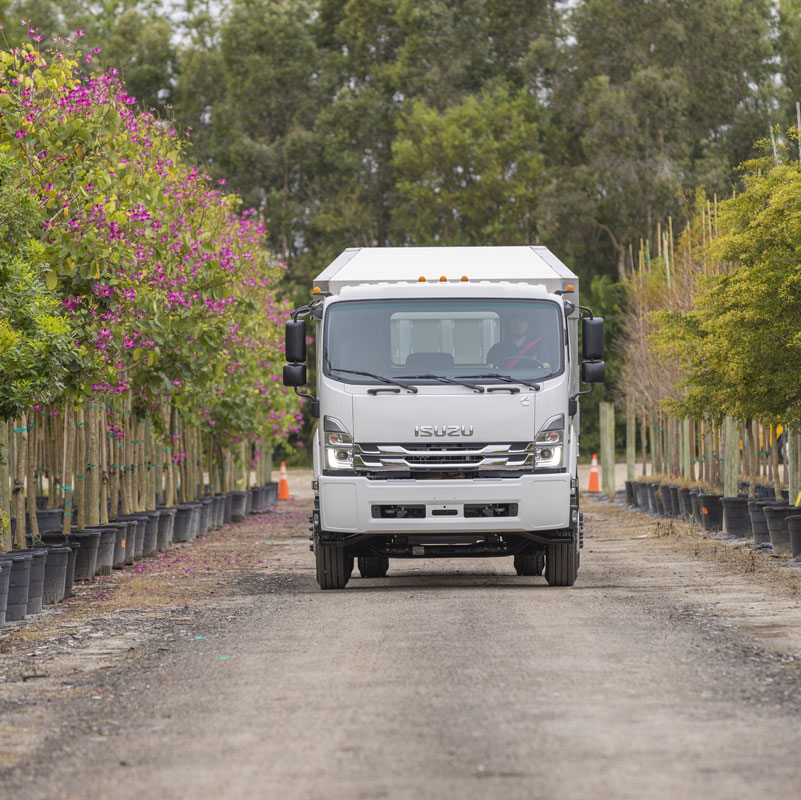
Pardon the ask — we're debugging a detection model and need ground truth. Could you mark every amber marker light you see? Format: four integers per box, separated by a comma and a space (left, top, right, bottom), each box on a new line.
565, 284, 574, 291
439, 275, 447, 282
312, 286, 321, 293
460, 275, 468, 282
418, 276, 426, 282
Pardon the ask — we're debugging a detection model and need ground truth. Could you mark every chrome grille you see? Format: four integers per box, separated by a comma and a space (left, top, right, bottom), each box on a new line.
354, 442, 535, 472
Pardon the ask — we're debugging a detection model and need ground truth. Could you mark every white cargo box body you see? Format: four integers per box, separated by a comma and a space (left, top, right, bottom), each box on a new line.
314, 246, 578, 297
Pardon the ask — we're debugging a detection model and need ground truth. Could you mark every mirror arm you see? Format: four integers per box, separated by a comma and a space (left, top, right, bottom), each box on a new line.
568, 383, 595, 417
294, 386, 319, 419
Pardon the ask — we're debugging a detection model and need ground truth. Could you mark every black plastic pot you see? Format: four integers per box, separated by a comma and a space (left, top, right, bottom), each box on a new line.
69, 531, 100, 581
26, 549, 48, 614
755, 484, 774, 500
265, 482, 278, 506
764, 505, 795, 557
41, 534, 79, 598
0, 553, 31, 622
787, 515, 801, 560
142, 511, 160, 557
748, 500, 772, 545
665, 485, 680, 517
189, 503, 201, 540
223, 493, 233, 524
0, 563, 9, 625
634, 482, 650, 510
231, 492, 248, 523
198, 498, 213, 537
92, 528, 118, 576
173, 505, 195, 543
41, 545, 70, 604
156, 507, 176, 551
28, 508, 64, 535
250, 486, 263, 513
109, 522, 129, 569
689, 490, 702, 525
117, 516, 146, 563
699, 493, 723, 532
721, 496, 751, 537
212, 495, 223, 528
244, 489, 253, 516
678, 488, 693, 520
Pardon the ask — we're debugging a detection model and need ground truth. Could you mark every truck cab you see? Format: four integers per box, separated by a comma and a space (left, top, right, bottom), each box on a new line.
284, 246, 604, 589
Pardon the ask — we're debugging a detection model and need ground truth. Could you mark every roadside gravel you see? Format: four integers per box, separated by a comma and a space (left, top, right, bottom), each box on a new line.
2, 484, 801, 799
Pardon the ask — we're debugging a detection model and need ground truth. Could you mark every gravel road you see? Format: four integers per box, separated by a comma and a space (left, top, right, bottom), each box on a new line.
4, 485, 801, 799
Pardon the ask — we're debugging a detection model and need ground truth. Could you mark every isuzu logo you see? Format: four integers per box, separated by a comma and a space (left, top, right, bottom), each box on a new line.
414, 425, 474, 437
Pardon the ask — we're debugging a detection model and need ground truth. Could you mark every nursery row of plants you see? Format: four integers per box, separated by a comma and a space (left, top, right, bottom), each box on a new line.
623, 478, 801, 563
616, 138, 801, 505
0, 481, 278, 627
0, 30, 302, 555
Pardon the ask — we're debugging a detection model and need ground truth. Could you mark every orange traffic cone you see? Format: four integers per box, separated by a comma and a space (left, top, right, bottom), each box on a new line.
587, 453, 600, 492
278, 461, 291, 500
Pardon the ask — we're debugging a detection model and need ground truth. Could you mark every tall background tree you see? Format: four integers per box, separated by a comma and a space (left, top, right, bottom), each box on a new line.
3, 0, 795, 456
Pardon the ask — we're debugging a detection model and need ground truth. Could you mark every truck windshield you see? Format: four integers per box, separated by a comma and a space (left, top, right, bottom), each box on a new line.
323, 298, 563, 385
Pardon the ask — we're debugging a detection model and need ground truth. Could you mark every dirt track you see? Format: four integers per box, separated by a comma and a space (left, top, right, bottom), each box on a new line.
3, 483, 801, 799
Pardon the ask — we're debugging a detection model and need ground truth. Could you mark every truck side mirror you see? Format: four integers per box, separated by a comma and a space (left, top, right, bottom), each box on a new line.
286, 320, 306, 363
582, 317, 604, 361
283, 363, 307, 387
581, 360, 605, 384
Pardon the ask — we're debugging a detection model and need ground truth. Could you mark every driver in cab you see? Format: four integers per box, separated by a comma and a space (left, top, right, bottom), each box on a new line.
487, 312, 550, 370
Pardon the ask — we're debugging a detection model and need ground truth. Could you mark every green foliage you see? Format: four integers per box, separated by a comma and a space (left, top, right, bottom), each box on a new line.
0, 149, 76, 420
392, 87, 545, 244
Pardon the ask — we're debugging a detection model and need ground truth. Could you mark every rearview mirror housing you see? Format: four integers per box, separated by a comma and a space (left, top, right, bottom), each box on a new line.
285, 320, 306, 363
581, 360, 605, 384
582, 317, 604, 361
283, 363, 307, 387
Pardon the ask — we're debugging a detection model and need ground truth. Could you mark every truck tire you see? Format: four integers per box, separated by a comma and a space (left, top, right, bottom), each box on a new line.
545, 538, 578, 587
315, 539, 351, 589
357, 556, 389, 578
513, 553, 545, 576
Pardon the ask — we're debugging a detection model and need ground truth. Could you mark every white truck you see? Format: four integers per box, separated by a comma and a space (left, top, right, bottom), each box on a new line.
283, 246, 605, 589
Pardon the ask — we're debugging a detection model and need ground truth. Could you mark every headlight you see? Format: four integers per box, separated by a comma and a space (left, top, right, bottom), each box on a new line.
326, 445, 353, 469
535, 414, 564, 469
324, 417, 353, 470
535, 445, 563, 468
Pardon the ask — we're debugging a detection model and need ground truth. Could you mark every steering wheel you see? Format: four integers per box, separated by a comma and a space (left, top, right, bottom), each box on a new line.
493, 355, 545, 369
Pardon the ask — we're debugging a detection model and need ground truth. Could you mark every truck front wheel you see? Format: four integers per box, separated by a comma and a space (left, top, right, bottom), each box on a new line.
315, 537, 351, 590
545, 537, 579, 586
357, 556, 389, 578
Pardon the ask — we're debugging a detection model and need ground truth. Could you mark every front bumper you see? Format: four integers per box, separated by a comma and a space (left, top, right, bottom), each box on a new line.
318, 473, 571, 534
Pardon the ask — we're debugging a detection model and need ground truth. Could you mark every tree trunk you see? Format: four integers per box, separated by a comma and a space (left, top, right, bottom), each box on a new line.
0, 420, 11, 552
75, 406, 86, 531
61, 406, 75, 537
26, 421, 41, 543
771, 424, 782, 500
99, 404, 109, 524
86, 402, 100, 525
13, 414, 28, 549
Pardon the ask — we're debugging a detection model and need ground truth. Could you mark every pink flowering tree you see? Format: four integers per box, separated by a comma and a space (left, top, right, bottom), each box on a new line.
0, 30, 300, 536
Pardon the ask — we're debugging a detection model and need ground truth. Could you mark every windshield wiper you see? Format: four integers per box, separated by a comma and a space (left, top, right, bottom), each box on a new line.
398, 374, 485, 393
327, 365, 418, 393
457, 373, 542, 391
